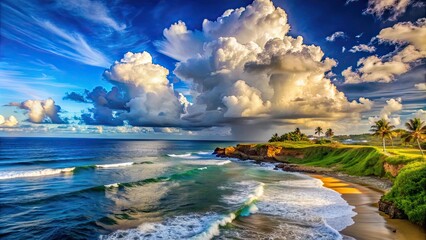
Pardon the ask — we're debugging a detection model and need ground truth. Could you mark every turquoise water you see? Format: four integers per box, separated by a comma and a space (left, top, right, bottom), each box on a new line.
0, 138, 356, 239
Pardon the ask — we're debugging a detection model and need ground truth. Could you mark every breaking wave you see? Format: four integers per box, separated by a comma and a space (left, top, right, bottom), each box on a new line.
100, 181, 264, 240
0, 167, 75, 180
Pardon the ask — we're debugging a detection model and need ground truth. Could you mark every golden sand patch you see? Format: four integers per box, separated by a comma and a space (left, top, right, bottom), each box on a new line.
311, 175, 362, 194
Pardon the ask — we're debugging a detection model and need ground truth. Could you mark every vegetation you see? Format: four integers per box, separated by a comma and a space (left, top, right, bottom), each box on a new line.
382, 161, 426, 226
268, 128, 309, 142
402, 118, 426, 156
325, 128, 334, 139
262, 120, 426, 226
370, 118, 395, 152
315, 126, 323, 137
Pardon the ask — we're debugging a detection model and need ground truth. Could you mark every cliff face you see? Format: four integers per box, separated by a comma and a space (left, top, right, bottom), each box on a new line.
383, 162, 406, 177
214, 144, 304, 162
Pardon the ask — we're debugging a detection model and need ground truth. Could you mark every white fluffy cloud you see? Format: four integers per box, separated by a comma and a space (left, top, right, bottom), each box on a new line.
414, 109, 426, 120
368, 98, 403, 125
325, 31, 346, 42
364, 0, 411, 21
223, 80, 271, 117
103, 52, 184, 126
8, 98, 67, 124
156, 0, 372, 134
414, 83, 426, 90
0, 115, 18, 127
343, 18, 426, 84
349, 44, 376, 53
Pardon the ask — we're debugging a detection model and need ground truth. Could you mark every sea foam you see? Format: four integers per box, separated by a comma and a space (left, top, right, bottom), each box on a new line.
256, 176, 356, 231
167, 153, 201, 159
0, 167, 75, 180
95, 162, 134, 168
183, 160, 231, 166
101, 181, 265, 240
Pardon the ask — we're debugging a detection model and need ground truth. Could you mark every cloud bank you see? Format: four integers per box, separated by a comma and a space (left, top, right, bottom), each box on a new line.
64, 0, 374, 138
343, 18, 426, 84
8, 98, 67, 124
0, 115, 18, 127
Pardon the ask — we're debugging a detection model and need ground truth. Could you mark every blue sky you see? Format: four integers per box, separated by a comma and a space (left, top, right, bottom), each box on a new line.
0, 0, 425, 140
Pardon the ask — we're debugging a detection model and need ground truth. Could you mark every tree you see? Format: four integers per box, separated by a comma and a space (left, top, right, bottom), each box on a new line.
402, 118, 426, 156
315, 127, 323, 138
268, 133, 279, 142
371, 119, 395, 152
325, 128, 334, 139
294, 128, 301, 136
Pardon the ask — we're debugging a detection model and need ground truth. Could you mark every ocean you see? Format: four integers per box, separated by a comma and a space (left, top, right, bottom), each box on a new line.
0, 138, 356, 239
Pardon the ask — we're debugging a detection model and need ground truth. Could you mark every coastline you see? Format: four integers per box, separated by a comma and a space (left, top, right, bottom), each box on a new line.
213, 144, 426, 238
311, 174, 426, 240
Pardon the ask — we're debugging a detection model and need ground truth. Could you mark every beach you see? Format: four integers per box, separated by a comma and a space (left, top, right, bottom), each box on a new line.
311, 174, 426, 240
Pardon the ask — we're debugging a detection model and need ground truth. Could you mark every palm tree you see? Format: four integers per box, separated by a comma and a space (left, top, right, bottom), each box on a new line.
325, 128, 334, 139
371, 119, 395, 152
402, 118, 425, 156
294, 128, 301, 136
269, 133, 279, 142
315, 127, 323, 138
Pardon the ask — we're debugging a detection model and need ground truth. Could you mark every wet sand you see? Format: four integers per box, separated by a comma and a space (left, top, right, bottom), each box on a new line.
311, 174, 426, 240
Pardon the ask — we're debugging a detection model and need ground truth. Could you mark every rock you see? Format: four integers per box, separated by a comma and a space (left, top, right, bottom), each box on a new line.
213, 147, 225, 157
224, 146, 236, 155
378, 199, 407, 219
276, 163, 286, 169
383, 162, 406, 177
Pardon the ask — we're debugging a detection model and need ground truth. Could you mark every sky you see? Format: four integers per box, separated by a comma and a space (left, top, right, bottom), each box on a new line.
0, 0, 425, 140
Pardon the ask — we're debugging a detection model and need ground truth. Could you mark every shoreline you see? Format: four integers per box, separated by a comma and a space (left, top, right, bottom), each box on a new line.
310, 173, 426, 240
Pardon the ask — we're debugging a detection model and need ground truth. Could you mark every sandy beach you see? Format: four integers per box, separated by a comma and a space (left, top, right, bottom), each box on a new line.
311, 174, 426, 240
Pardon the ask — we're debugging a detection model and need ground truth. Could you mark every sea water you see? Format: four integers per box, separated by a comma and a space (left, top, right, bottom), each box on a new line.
0, 138, 356, 239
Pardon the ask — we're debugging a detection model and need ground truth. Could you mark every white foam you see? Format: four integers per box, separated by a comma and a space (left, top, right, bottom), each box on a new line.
196, 151, 211, 155
95, 162, 134, 168
167, 153, 201, 159
220, 181, 264, 206
198, 167, 208, 170
100, 213, 236, 240
0, 167, 75, 180
183, 160, 231, 166
104, 183, 119, 188
256, 177, 356, 231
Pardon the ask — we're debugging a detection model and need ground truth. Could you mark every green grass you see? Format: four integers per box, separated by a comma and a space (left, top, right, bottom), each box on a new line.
254, 141, 425, 177
287, 146, 386, 176
382, 161, 426, 226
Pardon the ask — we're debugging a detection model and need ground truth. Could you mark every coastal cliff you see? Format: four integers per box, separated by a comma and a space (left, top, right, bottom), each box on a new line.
214, 142, 426, 227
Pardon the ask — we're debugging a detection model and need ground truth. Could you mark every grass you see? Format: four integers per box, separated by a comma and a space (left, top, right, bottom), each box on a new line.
287, 145, 387, 176
254, 141, 423, 176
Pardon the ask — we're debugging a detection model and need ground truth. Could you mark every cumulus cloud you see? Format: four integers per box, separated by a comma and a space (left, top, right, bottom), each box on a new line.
368, 98, 403, 125
157, 0, 372, 136
343, 18, 426, 84
349, 44, 376, 53
0, 115, 18, 127
325, 31, 346, 42
63, 0, 373, 139
8, 98, 67, 124
414, 109, 426, 120
103, 52, 184, 126
364, 0, 411, 21
65, 52, 187, 127
414, 83, 426, 90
